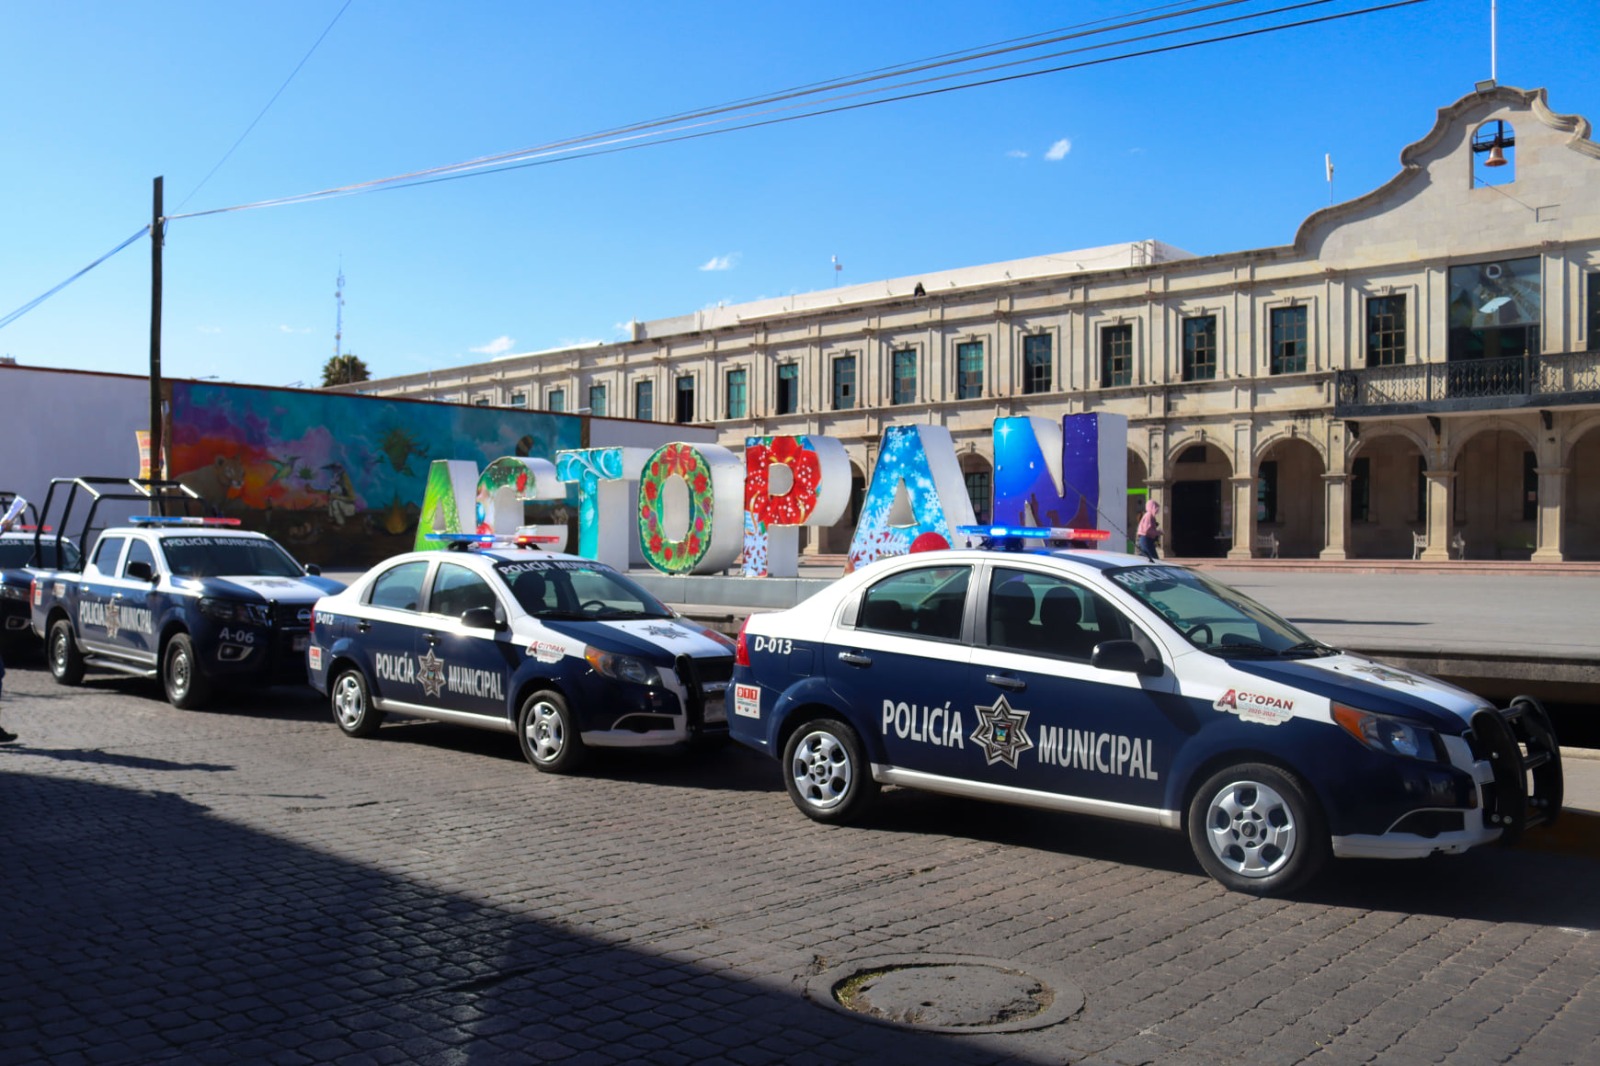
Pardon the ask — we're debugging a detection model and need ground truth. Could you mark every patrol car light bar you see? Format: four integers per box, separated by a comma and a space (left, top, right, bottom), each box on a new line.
957, 524, 1112, 542
127, 516, 242, 527
424, 532, 560, 550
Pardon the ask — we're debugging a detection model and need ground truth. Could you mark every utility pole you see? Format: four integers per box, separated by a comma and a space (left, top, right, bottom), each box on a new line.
148, 175, 164, 508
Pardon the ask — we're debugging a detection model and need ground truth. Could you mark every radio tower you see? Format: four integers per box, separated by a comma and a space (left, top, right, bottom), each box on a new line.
333, 264, 346, 359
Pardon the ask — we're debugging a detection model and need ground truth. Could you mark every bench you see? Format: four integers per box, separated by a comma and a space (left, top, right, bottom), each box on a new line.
1253, 531, 1279, 558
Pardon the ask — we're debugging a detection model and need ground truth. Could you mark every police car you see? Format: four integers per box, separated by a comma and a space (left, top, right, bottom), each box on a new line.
306, 536, 736, 773
1, 531, 79, 654
30, 515, 344, 708
728, 526, 1564, 895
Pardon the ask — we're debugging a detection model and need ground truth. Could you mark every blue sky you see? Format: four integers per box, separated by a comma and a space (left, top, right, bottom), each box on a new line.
2, 1, 1596, 387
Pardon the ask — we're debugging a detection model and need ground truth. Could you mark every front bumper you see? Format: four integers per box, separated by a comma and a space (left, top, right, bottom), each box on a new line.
1332, 696, 1563, 859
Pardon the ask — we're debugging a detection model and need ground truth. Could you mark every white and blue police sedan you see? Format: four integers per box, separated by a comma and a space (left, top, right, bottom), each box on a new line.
728, 527, 1564, 895
309, 538, 735, 773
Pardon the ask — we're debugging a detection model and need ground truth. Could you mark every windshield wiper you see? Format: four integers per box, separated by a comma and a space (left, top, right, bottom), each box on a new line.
1208, 641, 1279, 658
1280, 639, 1337, 657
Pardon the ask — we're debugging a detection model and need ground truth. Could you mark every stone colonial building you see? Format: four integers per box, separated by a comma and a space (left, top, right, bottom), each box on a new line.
355, 84, 1600, 561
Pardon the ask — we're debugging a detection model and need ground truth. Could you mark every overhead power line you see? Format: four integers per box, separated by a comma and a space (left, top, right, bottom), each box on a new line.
0, 227, 149, 332
2, 0, 1430, 331
166, 0, 1427, 220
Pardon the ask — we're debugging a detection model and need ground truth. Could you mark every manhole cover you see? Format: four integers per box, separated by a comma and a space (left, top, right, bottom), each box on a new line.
805, 954, 1083, 1034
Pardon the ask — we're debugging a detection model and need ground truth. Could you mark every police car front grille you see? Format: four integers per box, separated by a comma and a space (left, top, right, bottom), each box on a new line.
691, 656, 734, 687
271, 603, 313, 629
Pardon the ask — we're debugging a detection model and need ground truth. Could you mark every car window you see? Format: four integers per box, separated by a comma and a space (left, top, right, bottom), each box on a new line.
429, 562, 498, 618
1108, 563, 1314, 655
856, 565, 970, 641
368, 561, 430, 612
495, 560, 673, 620
123, 539, 157, 578
987, 567, 1132, 661
90, 536, 126, 577
162, 536, 304, 578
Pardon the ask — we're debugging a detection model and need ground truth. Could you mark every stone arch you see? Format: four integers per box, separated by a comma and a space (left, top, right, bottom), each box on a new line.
1166, 440, 1234, 558
819, 458, 868, 555
1346, 430, 1429, 559
959, 450, 994, 525
1253, 428, 1327, 471
1561, 412, 1600, 468
1446, 418, 1538, 469
1126, 450, 1149, 553
1254, 436, 1326, 558
1563, 422, 1600, 560
1451, 425, 1537, 560
1349, 423, 1433, 466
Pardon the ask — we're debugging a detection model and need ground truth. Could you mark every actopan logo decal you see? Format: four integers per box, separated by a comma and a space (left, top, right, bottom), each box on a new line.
1214, 688, 1295, 726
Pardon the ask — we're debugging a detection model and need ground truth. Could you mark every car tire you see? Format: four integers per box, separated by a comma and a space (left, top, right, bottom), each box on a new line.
781, 717, 879, 825
331, 667, 384, 738
1187, 762, 1328, 896
163, 633, 213, 710
48, 619, 85, 686
517, 689, 586, 774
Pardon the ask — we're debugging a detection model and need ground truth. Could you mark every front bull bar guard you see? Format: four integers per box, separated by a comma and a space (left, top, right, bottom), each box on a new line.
1470, 695, 1564, 846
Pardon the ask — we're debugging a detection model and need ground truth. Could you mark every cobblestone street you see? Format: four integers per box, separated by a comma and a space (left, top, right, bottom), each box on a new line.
1, 663, 1596, 1065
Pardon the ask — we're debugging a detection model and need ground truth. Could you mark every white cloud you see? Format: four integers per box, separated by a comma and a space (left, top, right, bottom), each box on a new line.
1045, 138, 1072, 161
1006, 149, 1029, 159
699, 253, 739, 272
471, 335, 515, 356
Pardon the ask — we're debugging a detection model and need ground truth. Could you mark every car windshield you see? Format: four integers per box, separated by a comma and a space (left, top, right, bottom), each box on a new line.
495, 559, 673, 621
1107, 564, 1331, 657
163, 536, 305, 578
0, 539, 80, 569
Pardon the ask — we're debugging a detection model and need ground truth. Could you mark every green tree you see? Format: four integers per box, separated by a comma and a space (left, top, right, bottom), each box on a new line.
321, 353, 371, 388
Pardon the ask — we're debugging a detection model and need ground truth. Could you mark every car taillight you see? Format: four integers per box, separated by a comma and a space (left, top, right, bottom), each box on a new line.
734, 616, 751, 667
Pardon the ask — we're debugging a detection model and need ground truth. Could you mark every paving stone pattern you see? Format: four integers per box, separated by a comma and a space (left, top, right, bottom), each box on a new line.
1, 666, 1597, 1065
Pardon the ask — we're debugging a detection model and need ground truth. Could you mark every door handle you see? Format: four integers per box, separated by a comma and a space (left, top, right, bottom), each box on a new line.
985, 673, 1026, 692
837, 651, 872, 667
356, 620, 371, 633
423, 632, 439, 646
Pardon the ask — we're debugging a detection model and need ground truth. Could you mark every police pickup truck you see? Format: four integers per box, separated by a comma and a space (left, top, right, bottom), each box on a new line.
31, 515, 344, 708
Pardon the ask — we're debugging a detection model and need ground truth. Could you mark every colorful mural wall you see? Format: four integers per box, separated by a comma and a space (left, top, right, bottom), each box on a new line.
166, 381, 583, 568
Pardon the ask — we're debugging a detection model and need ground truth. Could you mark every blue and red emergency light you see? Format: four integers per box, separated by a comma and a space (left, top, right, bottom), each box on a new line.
128, 516, 242, 527
957, 524, 1113, 551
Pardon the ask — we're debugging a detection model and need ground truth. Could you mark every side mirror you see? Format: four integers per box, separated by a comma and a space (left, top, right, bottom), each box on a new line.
305, 564, 323, 576
1091, 639, 1163, 677
460, 605, 506, 631
126, 561, 157, 583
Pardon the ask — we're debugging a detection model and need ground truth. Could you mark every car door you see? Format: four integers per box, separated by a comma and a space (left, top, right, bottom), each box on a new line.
967, 564, 1186, 811
822, 561, 975, 775
418, 561, 513, 719
358, 559, 432, 705
108, 536, 161, 664
76, 535, 128, 657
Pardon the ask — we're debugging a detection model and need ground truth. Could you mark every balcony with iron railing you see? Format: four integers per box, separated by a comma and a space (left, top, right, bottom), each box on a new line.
1333, 348, 1600, 418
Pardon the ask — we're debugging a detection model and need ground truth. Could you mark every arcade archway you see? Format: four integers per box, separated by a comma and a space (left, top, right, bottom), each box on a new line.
1453, 427, 1536, 560
1563, 424, 1600, 560
1168, 442, 1233, 558
1347, 432, 1428, 559
1255, 437, 1326, 557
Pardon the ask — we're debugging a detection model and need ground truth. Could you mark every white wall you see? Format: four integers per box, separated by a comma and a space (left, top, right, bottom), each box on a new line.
0, 366, 148, 517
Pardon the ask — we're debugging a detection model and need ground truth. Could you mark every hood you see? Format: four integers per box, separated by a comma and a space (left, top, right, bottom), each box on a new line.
1226, 653, 1486, 730
176, 574, 346, 602
538, 616, 734, 662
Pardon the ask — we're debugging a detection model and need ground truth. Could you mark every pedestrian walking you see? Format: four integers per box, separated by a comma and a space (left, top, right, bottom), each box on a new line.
1136, 499, 1162, 562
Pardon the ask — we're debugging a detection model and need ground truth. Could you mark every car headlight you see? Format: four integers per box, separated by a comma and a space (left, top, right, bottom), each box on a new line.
1332, 703, 1443, 761
199, 597, 270, 625
584, 645, 661, 687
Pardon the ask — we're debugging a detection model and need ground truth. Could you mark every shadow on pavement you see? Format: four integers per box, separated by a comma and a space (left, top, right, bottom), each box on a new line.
0, 771, 1031, 1066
